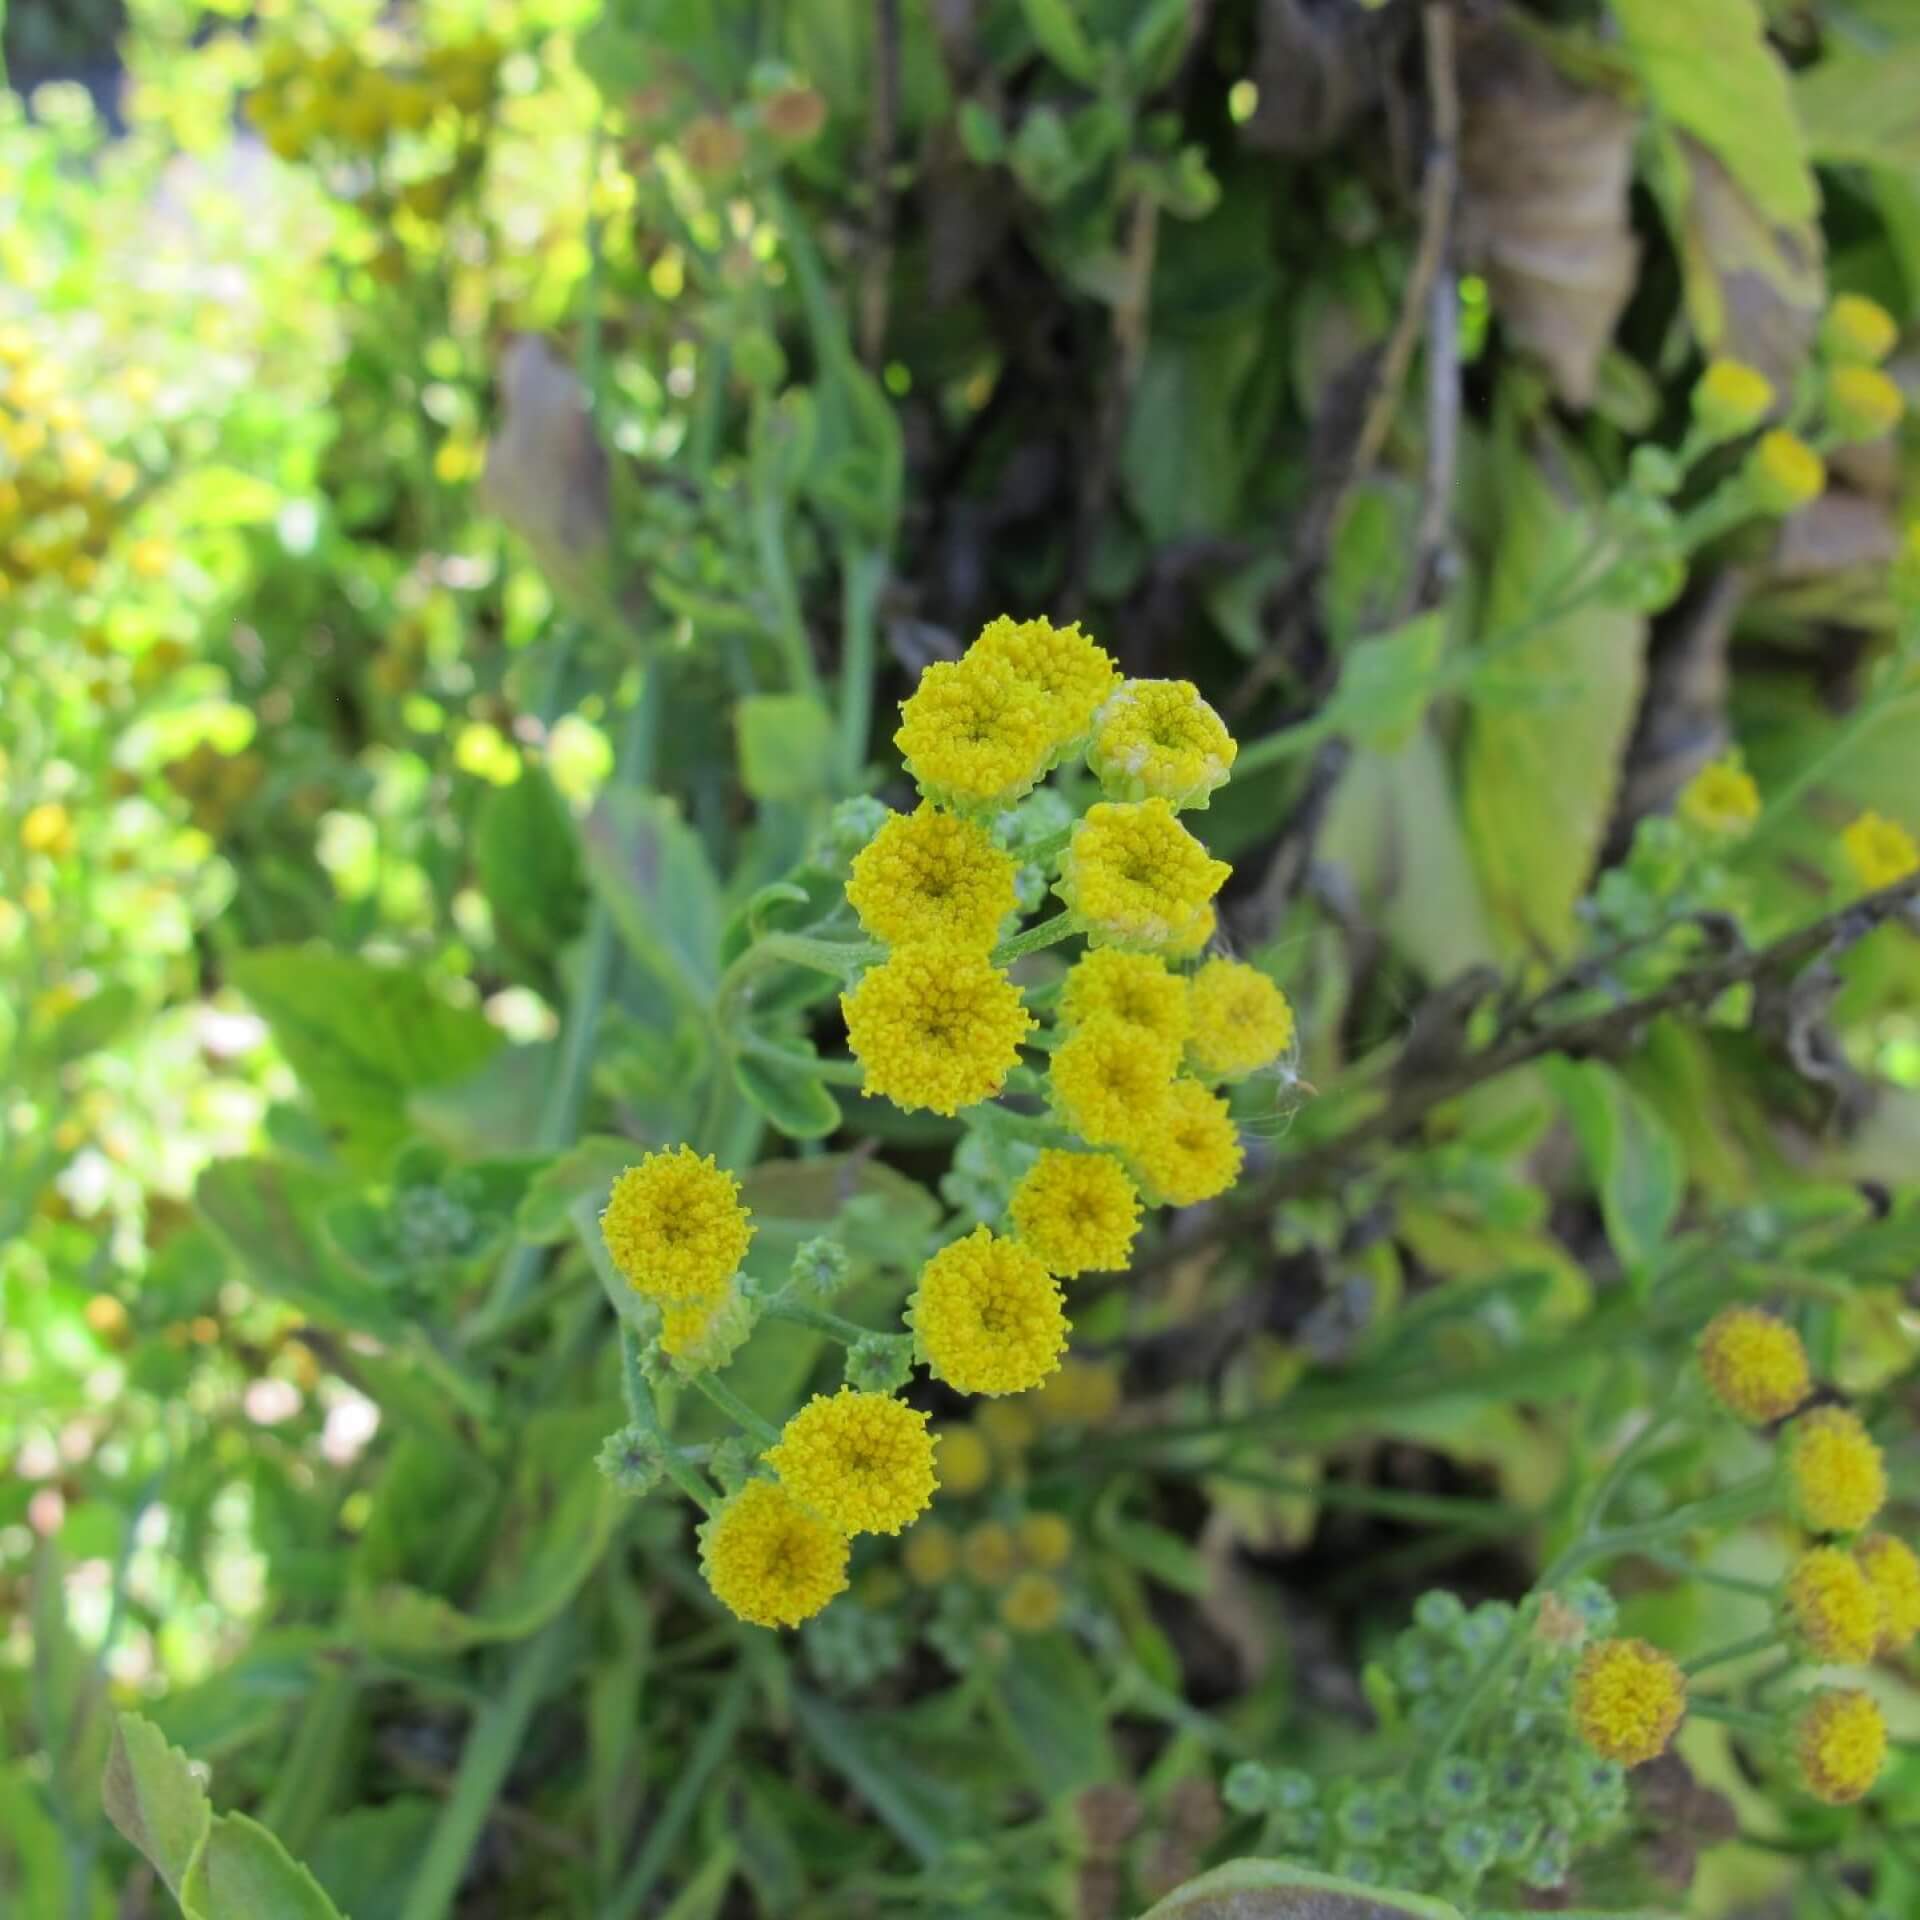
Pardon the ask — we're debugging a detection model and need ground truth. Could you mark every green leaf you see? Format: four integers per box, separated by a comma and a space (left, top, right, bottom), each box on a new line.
1121, 324, 1270, 541
32, 981, 138, 1065
102, 1715, 212, 1901
180, 1815, 345, 1920
1019, 0, 1103, 87
997, 1635, 1113, 1794
1796, 47, 1920, 170
735, 693, 836, 803
1139, 1859, 1462, 1919
1543, 1059, 1686, 1278
732, 1049, 843, 1141
1321, 610, 1447, 752
306, 1799, 440, 1920
1098, 1516, 1210, 1595
580, 789, 723, 1004
474, 766, 587, 965
790, 1691, 961, 1865
516, 1134, 634, 1243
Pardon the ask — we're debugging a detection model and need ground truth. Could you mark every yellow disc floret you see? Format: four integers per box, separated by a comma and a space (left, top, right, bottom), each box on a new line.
1059, 948, 1191, 1049
842, 943, 1033, 1116
968, 614, 1120, 751
1572, 1637, 1687, 1767
698, 1478, 849, 1629
1695, 1306, 1810, 1424
1825, 363, 1906, 443
1186, 957, 1295, 1081
1029, 1356, 1122, 1428
894, 656, 1058, 813
1856, 1535, 1920, 1653
1745, 430, 1825, 515
1000, 1571, 1066, 1633
601, 1147, 754, 1304
1793, 1688, 1887, 1805
766, 1388, 938, 1536
1841, 810, 1919, 892
1057, 799, 1230, 954
1824, 294, 1898, 365
1049, 1015, 1181, 1148
1009, 1149, 1142, 1277
910, 1226, 1068, 1396
1088, 678, 1238, 810
1693, 358, 1775, 438
845, 803, 1019, 948
1017, 1510, 1073, 1571
1126, 1078, 1243, 1207
901, 1520, 958, 1585
933, 1424, 993, 1497
1781, 1547, 1884, 1664
1676, 759, 1760, 837
962, 1519, 1018, 1585
1784, 1407, 1886, 1536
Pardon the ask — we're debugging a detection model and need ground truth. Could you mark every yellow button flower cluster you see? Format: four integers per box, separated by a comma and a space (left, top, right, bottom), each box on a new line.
1793, 1688, 1887, 1806
1571, 1638, 1687, 1767
1695, 1305, 1811, 1424
247, 36, 500, 163
1675, 758, 1760, 838
1087, 678, 1238, 809
1840, 809, 1919, 892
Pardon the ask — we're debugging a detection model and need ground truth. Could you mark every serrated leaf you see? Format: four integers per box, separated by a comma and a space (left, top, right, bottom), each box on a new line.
102, 1715, 212, 1901
180, 1814, 346, 1920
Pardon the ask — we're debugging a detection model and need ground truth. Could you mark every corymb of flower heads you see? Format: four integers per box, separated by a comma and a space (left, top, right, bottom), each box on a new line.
1185, 956, 1295, 1081
1824, 293, 1898, 365
894, 654, 1058, 815
1126, 1077, 1243, 1207
1783, 1406, 1886, 1536
1841, 809, 1920, 892
1780, 1547, 1883, 1664
1049, 1015, 1181, 1148
1826, 363, 1907, 443
841, 943, 1033, 1116
1057, 798, 1231, 954
969, 613, 1120, 754
1675, 758, 1760, 837
1009, 1148, 1142, 1277
909, 1225, 1068, 1396
1087, 678, 1238, 809
699, 1478, 850, 1629
844, 802, 1018, 948
1695, 1306, 1810, 1424
1691, 358, 1775, 440
1571, 1638, 1686, 1768
766, 1389, 938, 1536
1744, 429, 1826, 516
1058, 947, 1191, 1050
1793, 1688, 1887, 1806
601, 1147, 754, 1304
1855, 1534, 1920, 1653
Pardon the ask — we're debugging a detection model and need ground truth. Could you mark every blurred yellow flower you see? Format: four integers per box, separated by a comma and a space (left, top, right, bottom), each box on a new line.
19, 801, 74, 859
910, 1226, 1068, 1396
1824, 294, 1898, 366
1028, 1356, 1122, 1428
1825, 363, 1905, 442
962, 1519, 1018, 1585
1841, 810, 1919, 892
1017, 1510, 1073, 1571
1675, 759, 1760, 837
901, 1520, 958, 1585
699, 1479, 848, 1629
841, 943, 1032, 1115
999, 1570, 1065, 1632
933, 1424, 992, 1497
1781, 1547, 1882, 1663
1745, 430, 1825, 515
1695, 1306, 1809, 1424
1009, 1148, 1142, 1277
1692, 358, 1774, 438
845, 802, 1017, 948
1794, 1688, 1886, 1805
1855, 1535, 1920, 1653
1572, 1638, 1686, 1767
767, 1389, 937, 1536
1784, 1407, 1886, 1536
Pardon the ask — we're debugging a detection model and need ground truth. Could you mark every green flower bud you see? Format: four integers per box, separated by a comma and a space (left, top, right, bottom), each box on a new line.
1414, 1589, 1466, 1634
1221, 1760, 1275, 1815
1440, 1820, 1497, 1880
845, 1331, 914, 1393
707, 1434, 757, 1494
789, 1235, 851, 1300
1430, 1756, 1488, 1814
1270, 1769, 1317, 1812
814, 795, 890, 872
596, 1424, 665, 1496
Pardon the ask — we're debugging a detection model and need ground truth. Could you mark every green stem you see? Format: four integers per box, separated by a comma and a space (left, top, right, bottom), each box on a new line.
1688, 1699, 1777, 1738
836, 541, 886, 786
1682, 1629, 1781, 1677
990, 910, 1081, 966
763, 1298, 875, 1346
620, 1324, 719, 1513
690, 1371, 782, 1449
738, 1030, 866, 1085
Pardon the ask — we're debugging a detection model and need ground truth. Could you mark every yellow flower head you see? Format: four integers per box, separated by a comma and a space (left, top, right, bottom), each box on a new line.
1695, 1306, 1810, 1425
976, 1398, 1038, 1460
657, 1281, 755, 1375
910, 1226, 1068, 1396
1693, 358, 1775, 438
1824, 294, 1899, 366
19, 801, 74, 858
1784, 1407, 1886, 1536
1841, 810, 1919, 892
1049, 1015, 1182, 1149
1676, 759, 1760, 837
1057, 799, 1230, 955
1781, 1547, 1883, 1664
1745, 430, 1825, 515
1000, 1570, 1066, 1633
968, 614, 1120, 750
1572, 1637, 1687, 1767
698, 1478, 849, 1629
1126, 1078, 1243, 1207
1018, 1510, 1073, 1571
766, 1388, 937, 1536
842, 943, 1033, 1116
1826, 363, 1906, 443
602, 1147, 754, 1305
1009, 1149, 1142, 1277
963, 1518, 1018, 1585
1186, 957, 1296, 1081
1088, 678, 1238, 810
1794, 1688, 1887, 1805
1059, 948, 1191, 1050
845, 803, 1018, 948
1856, 1534, 1920, 1653
933, 1423, 993, 1497
894, 656, 1057, 813
1029, 1355, 1122, 1428
901, 1520, 958, 1585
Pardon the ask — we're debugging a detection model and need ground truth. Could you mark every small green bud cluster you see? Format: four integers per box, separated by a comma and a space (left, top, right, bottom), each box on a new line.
802, 1598, 908, 1687
845, 1331, 915, 1393
595, 1424, 666, 1496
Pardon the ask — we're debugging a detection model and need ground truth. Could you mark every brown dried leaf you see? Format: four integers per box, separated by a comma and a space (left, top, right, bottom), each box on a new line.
1242, 0, 1401, 157
481, 335, 611, 596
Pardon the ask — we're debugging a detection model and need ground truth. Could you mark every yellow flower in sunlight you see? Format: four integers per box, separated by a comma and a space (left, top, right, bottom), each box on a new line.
845, 802, 1018, 948
1185, 957, 1295, 1081
601, 1147, 753, 1305
1029, 1356, 1122, 1428
1744, 430, 1825, 515
1059, 948, 1191, 1049
968, 614, 1120, 751
1825, 364, 1906, 443
1841, 810, 1919, 892
1017, 1510, 1073, 1571
1794, 1688, 1886, 1805
1088, 678, 1238, 810
902, 1521, 958, 1585
910, 1227, 1068, 1396
1049, 1015, 1182, 1149
699, 1479, 848, 1629
1058, 799, 1230, 955
1000, 1571, 1066, 1633
1572, 1638, 1686, 1767
1692, 358, 1774, 439
1781, 1547, 1882, 1664
841, 943, 1032, 1116
1126, 1078, 1243, 1207
1009, 1149, 1142, 1277
1824, 294, 1898, 366
962, 1519, 1019, 1586
1695, 1306, 1809, 1425
933, 1424, 993, 1497
127, 536, 173, 581
1855, 1534, 1920, 1653
19, 801, 74, 859
767, 1389, 937, 1537
894, 656, 1058, 813
1676, 759, 1760, 837
1784, 1407, 1886, 1536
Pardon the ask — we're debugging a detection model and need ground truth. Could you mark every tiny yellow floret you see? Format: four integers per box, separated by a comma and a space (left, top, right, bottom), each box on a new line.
1000, 1570, 1066, 1633
1745, 430, 1825, 515
1126, 1077, 1243, 1207
1781, 1547, 1883, 1664
767, 1389, 938, 1536
842, 943, 1033, 1116
698, 1479, 849, 1629
1057, 799, 1230, 955
1572, 1638, 1687, 1767
1676, 759, 1760, 837
1059, 948, 1191, 1049
1794, 1688, 1887, 1804
962, 1519, 1018, 1585
1018, 1510, 1073, 1570
602, 1147, 754, 1305
910, 1226, 1069, 1396
845, 803, 1018, 948
1825, 363, 1906, 443
1693, 358, 1775, 438
1784, 1407, 1886, 1536
933, 1424, 993, 1497
1824, 294, 1899, 365
902, 1520, 958, 1586
1186, 957, 1295, 1081
967, 614, 1120, 751
19, 801, 74, 858
1841, 810, 1919, 892
894, 656, 1058, 813
1028, 1356, 1122, 1428
1088, 678, 1238, 810
1010, 1149, 1143, 1277
1049, 1015, 1182, 1149
1855, 1534, 1920, 1653
976, 1398, 1038, 1460
1696, 1306, 1810, 1424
